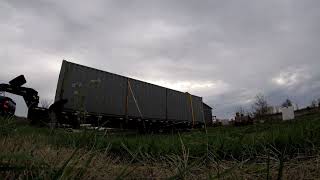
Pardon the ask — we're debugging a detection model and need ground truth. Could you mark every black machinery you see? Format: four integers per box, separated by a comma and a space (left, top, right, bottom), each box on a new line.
0, 75, 68, 126
0, 75, 39, 110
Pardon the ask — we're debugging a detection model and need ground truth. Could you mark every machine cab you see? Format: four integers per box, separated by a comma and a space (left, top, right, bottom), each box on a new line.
0, 95, 16, 116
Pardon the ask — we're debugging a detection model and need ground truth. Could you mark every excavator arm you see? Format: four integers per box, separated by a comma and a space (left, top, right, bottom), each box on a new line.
0, 75, 39, 108
0, 75, 70, 127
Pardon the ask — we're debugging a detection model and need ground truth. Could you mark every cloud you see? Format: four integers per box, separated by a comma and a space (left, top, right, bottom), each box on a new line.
144, 79, 230, 97
1, 0, 320, 118
272, 66, 311, 87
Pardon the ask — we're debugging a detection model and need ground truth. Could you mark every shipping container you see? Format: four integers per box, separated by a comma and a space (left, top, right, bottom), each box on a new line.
166, 90, 190, 122
203, 103, 213, 125
55, 60, 210, 128
191, 95, 204, 123
127, 78, 167, 120
55, 61, 127, 117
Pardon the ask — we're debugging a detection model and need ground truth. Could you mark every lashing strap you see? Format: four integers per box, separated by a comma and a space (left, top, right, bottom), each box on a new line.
127, 79, 143, 118
188, 93, 195, 128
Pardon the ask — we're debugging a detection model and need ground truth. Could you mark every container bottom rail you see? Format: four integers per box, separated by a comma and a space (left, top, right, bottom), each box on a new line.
28, 107, 204, 133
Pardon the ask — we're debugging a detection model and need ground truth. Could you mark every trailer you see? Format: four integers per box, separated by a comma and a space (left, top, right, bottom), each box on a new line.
0, 60, 213, 132
54, 60, 210, 131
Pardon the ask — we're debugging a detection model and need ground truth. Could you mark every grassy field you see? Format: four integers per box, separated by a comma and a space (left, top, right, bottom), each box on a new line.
1, 113, 320, 179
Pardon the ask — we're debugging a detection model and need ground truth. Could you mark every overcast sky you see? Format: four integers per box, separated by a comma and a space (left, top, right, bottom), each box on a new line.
1, 0, 320, 118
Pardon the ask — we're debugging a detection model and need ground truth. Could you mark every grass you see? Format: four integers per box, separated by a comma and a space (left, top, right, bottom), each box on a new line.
1, 113, 320, 179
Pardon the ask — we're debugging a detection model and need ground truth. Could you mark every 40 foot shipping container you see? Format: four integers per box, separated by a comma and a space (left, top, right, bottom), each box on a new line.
55, 60, 210, 127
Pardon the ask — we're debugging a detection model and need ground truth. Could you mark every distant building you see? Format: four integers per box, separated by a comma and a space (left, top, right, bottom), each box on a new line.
280, 106, 295, 121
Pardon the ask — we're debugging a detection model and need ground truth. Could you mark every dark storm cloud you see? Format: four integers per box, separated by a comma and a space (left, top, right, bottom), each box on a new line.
1, 0, 320, 117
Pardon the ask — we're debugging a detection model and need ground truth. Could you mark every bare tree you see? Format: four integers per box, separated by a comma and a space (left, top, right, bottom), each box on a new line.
252, 94, 269, 118
40, 99, 53, 108
267, 106, 275, 114
236, 106, 246, 115
311, 99, 317, 108
281, 98, 293, 108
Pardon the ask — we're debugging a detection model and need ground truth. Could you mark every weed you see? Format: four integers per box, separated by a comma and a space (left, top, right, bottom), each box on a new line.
1, 112, 320, 179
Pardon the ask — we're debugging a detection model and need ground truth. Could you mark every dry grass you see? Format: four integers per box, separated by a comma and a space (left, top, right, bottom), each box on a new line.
1, 113, 320, 179
1, 135, 320, 179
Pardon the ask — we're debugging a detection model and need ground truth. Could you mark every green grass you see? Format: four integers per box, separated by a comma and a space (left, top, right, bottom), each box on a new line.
1, 113, 320, 179
11, 113, 320, 159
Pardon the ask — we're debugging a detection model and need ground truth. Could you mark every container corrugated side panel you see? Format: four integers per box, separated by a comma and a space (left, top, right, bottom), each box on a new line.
55, 61, 127, 116
191, 96, 204, 123
203, 105, 212, 124
167, 90, 191, 122
127, 79, 166, 119
55, 60, 68, 101
55, 60, 205, 123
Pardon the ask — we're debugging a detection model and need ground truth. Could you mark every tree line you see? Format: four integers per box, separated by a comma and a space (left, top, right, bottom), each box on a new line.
236, 94, 320, 119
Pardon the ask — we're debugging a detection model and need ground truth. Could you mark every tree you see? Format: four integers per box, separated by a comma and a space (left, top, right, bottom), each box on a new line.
281, 98, 293, 108
252, 94, 269, 118
236, 106, 246, 115
311, 99, 317, 108
267, 106, 275, 114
